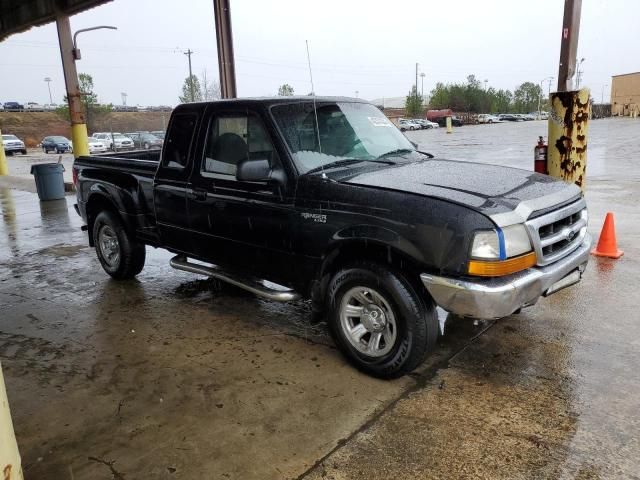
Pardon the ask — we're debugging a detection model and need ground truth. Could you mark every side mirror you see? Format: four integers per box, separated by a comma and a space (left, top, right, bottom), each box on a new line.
236, 158, 285, 184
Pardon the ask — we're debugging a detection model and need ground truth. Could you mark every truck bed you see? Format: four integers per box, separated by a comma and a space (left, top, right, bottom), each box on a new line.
75, 149, 160, 174
74, 150, 161, 245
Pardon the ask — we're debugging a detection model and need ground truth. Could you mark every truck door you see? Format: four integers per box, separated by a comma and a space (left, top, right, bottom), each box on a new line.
187, 107, 296, 284
153, 111, 199, 253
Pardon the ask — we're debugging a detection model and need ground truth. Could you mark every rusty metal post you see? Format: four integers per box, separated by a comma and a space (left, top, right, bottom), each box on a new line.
213, 0, 237, 98
557, 0, 582, 91
0, 361, 23, 480
547, 88, 590, 190
0, 130, 8, 176
56, 16, 89, 157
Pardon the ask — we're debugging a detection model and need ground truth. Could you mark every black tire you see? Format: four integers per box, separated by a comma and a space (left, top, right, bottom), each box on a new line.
326, 262, 438, 378
400, 127, 406, 132
43, 147, 48, 153
93, 210, 146, 280
21, 149, 27, 155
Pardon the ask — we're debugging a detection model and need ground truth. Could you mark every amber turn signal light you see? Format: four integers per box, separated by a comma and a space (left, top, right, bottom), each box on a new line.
468, 252, 537, 277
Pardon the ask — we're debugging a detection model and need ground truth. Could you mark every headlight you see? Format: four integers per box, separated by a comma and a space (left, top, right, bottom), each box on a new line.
470, 230, 500, 259
469, 224, 535, 276
502, 224, 532, 258
471, 225, 532, 260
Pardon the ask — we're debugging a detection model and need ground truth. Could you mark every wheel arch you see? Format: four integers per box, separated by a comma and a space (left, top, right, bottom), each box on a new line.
85, 191, 130, 246
311, 236, 431, 307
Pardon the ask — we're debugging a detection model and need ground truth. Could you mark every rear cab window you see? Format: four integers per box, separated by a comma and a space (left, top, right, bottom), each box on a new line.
163, 113, 198, 170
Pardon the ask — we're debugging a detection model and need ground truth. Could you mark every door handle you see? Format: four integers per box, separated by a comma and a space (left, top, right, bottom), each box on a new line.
187, 188, 208, 201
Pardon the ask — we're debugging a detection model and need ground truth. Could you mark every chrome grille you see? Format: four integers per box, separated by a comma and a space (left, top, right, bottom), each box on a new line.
525, 199, 587, 266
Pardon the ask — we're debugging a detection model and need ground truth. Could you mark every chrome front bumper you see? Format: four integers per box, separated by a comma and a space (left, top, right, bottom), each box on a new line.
420, 235, 591, 320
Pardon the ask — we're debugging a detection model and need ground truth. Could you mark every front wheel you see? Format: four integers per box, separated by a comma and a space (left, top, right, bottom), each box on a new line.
327, 262, 438, 378
93, 210, 146, 279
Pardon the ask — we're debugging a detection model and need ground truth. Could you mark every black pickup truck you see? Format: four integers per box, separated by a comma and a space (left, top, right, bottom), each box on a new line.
73, 97, 591, 378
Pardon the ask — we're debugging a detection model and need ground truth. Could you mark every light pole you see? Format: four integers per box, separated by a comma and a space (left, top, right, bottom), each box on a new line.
575, 57, 585, 88
44, 77, 53, 104
420, 72, 426, 105
538, 76, 554, 119
72, 25, 117, 60
58, 21, 117, 157
601, 84, 608, 104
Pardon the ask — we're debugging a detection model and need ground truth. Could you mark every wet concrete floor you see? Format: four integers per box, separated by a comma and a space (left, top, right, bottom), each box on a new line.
1, 118, 639, 479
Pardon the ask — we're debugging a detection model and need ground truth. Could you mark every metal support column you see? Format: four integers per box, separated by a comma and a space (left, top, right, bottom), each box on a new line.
213, 0, 237, 99
56, 15, 89, 157
548, 0, 587, 190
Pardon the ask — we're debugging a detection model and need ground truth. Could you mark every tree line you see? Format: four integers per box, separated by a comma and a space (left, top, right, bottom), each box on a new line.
406, 75, 545, 116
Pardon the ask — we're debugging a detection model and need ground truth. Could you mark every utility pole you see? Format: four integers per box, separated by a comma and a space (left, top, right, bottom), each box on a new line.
420, 72, 426, 103
214, 0, 237, 98
557, 0, 582, 91
184, 49, 195, 102
44, 77, 53, 104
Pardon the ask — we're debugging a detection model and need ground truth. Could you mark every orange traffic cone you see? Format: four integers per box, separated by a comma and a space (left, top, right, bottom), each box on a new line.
591, 212, 623, 259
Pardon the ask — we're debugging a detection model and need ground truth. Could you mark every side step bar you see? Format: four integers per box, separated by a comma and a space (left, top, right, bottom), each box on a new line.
169, 255, 301, 302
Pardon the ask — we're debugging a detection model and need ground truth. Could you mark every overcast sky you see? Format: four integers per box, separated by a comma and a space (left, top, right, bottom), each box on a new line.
0, 0, 637, 106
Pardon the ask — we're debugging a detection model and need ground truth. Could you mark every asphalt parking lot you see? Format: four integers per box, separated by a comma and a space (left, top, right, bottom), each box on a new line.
1, 118, 639, 479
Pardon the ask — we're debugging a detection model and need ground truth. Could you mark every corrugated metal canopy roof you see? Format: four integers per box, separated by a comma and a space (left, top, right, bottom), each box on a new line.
0, 0, 111, 40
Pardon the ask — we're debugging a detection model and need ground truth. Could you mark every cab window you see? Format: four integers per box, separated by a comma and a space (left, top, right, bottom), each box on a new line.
202, 113, 279, 176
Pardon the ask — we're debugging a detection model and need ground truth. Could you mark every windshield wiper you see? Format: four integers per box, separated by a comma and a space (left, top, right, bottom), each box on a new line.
305, 158, 395, 175
378, 148, 414, 159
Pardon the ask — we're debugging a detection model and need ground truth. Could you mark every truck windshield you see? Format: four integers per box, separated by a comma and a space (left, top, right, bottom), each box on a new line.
271, 102, 415, 174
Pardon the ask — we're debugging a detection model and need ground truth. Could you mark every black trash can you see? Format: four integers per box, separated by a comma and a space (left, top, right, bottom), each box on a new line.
31, 163, 66, 201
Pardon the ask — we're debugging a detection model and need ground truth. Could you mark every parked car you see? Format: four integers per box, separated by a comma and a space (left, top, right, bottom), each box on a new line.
2, 134, 27, 155
498, 114, 523, 122
127, 132, 163, 150
151, 130, 166, 140
520, 114, 535, 121
43, 104, 58, 111
41, 136, 72, 153
25, 102, 45, 112
3, 102, 24, 112
92, 132, 135, 151
476, 114, 501, 124
73, 97, 591, 378
0, 104, 4, 112
87, 138, 108, 154
398, 119, 421, 131
412, 119, 437, 129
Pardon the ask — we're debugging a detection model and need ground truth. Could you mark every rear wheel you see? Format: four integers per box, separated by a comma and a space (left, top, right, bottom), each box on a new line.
93, 210, 146, 279
327, 262, 438, 378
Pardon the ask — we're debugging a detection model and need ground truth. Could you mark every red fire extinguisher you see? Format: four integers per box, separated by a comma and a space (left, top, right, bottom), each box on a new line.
534, 136, 548, 174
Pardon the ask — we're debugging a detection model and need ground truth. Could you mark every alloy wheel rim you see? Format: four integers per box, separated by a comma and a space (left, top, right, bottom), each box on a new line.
98, 225, 120, 269
339, 286, 397, 357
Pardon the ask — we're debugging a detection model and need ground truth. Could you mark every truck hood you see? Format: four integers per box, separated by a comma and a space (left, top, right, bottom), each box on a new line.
339, 159, 582, 224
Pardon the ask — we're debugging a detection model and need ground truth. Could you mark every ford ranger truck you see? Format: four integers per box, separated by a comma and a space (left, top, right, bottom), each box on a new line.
73, 97, 591, 378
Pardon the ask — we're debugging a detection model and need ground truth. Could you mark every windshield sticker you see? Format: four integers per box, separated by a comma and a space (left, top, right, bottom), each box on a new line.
368, 116, 393, 127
